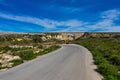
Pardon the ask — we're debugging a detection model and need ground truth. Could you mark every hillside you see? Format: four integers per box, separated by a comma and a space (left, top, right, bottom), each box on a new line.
74, 33, 120, 80
81, 32, 120, 38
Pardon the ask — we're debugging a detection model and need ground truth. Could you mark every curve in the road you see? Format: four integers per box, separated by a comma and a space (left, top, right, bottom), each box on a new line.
0, 44, 101, 80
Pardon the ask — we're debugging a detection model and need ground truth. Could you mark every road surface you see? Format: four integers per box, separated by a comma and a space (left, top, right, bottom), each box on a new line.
0, 44, 101, 80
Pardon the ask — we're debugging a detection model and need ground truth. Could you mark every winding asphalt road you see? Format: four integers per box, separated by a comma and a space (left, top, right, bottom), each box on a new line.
0, 44, 101, 80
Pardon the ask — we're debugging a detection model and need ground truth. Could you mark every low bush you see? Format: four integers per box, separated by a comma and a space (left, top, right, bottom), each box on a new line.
75, 38, 120, 80
11, 59, 23, 67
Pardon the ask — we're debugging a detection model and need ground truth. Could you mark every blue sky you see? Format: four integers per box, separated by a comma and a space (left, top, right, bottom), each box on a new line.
0, 0, 120, 32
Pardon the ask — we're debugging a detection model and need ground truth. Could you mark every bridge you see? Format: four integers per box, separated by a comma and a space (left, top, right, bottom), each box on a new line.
60, 32, 84, 40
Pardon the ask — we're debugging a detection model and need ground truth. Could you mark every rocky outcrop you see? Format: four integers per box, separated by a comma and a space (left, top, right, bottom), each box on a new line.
0, 54, 20, 68
41, 32, 84, 41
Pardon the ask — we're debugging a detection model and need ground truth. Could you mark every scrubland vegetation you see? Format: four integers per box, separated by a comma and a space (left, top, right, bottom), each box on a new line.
0, 34, 60, 70
75, 37, 120, 80
1, 32, 120, 80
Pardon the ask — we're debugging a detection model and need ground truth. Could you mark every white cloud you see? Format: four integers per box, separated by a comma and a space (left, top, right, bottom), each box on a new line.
0, 13, 83, 29
101, 9, 120, 20
0, 9, 120, 32
60, 20, 84, 27
56, 9, 120, 32
105, 26, 120, 32
84, 9, 120, 32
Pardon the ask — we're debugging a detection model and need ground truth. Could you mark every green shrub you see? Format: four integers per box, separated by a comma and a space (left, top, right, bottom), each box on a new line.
0, 66, 8, 69
110, 55, 120, 66
98, 62, 118, 75
20, 50, 36, 60
2, 46, 12, 51
75, 38, 120, 80
37, 45, 43, 49
37, 45, 60, 56
104, 75, 117, 80
11, 59, 23, 67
